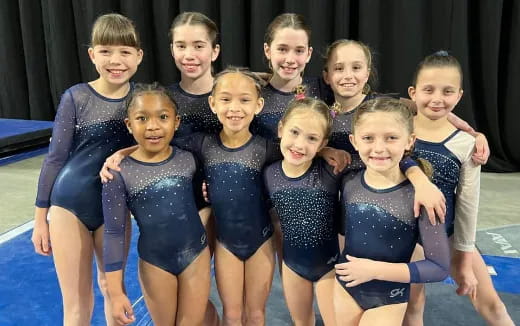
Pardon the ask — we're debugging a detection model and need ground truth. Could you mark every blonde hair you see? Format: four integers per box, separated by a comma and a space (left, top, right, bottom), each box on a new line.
352, 97, 433, 178
91, 13, 140, 48
280, 97, 333, 138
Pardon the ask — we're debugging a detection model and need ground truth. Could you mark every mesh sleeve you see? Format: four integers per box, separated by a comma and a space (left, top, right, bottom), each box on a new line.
102, 170, 129, 272
35, 89, 76, 207
408, 208, 450, 283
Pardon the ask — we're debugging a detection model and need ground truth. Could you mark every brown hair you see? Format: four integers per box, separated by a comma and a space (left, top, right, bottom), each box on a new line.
280, 97, 333, 139
91, 13, 140, 48
126, 82, 178, 115
211, 66, 266, 97
264, 13, 311, 46
169, 12, 219, 48
323, 39, 377, 95
352, 97, 433, 177
411, 50, 463, 87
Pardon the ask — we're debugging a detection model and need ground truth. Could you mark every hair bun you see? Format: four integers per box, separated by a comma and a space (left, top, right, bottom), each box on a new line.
434, 50, 450, 57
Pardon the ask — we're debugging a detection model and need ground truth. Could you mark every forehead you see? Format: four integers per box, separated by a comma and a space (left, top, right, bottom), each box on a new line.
286, 110, 327, 133
173, 24, 211, 42
331, 43, 367, 64
130, 93, 176, 113
271, 27, 309, 45
355, 112, 408, 132
215, 73, 257, 94
416, 66, 461, 87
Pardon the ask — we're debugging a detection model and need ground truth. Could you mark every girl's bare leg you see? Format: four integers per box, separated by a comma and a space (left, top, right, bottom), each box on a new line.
466, 250, 514, 326
359, 303, 407, 326
138, 259, 178, 326
244, 239, 275, 326
333, 280, 363, 326
403, 244, 426, 326
49, 206, 95, 326
281, 262, 314, 326
315, 270, 337, 326
215, 241, 245, 326
177, 247, 212, 326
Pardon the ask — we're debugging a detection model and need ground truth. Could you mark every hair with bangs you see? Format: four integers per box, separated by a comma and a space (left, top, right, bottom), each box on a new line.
91, 13, 141, 48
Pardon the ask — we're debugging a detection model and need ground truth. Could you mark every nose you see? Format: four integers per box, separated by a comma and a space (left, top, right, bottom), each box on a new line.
184, 46, 195, 59
109, 52, 122, 65
293, 134, 305, 149
373, 138, 385, 152
146, 117, 160, 130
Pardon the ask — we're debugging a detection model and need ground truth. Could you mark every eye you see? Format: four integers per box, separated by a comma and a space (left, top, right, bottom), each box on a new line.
219, 97, 230, 103
444, 89, 455, 94
334, 66, 343, 72
241, 98, 251, 103
277, 47, 287, 53
176, 44, 186, 49
296, 48, 306, 55
135, 116, 146, 121
308, 135, 319, 142
361, 135, 373, 141
195, 44, 205, 49
289, 129, 299, 136
160, 114, 169, 120
423, 88, 433, 93
387, 135, 399, 141
352, 65, 361, 71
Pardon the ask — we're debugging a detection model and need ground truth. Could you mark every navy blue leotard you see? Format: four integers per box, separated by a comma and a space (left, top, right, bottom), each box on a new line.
175, 133, 281, 260
168, 83, 221, 138
264, 158, 340, 281
252, 77, 333, 141
103, 148, 207, 275
35, 83, 134, 231
338, 171, 450, 310
168, 83, 222, 210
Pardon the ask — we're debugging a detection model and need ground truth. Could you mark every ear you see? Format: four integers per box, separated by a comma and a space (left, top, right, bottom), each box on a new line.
277, 121, 284, 138
349, 134, 358, 151
174, 115, 181, 131
263, 43, 271, 60
406, 133, 417, 151
124, 118, 132, 134
306, 46, 313, 63
455, 88, 463, 105
136, 49, 144, 65
211, 44, 221, 62
88, 47, 96, 64
255, 97, 265, 115
208, 95, 217, 114
408, 86, 416, 101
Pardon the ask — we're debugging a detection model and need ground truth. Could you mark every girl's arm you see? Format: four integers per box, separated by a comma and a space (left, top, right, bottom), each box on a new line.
101, 169, 135, 323
99, 145, 138, 183
336, 208, 450, 286
401, 159, 446, 224
318, 147, 351, 175
447, 114, 490, 165
32, 90, 76, 255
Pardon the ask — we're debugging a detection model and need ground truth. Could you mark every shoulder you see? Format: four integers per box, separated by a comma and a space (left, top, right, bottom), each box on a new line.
446, 130, 476, 161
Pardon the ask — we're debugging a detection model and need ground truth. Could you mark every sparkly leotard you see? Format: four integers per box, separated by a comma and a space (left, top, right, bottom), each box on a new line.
264, 158, 340, 281
252, 77, 333, 141
168, 83, 222, 210
337, 171, 450, 309
103, 148, 207, 275
35, 83, 134, 231
174, 133, 281, 260
413, 130, 480, 252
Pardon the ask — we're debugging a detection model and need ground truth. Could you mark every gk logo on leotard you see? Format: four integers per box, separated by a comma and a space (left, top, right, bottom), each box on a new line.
389, 288, 405, 298
262, 226, 271, 237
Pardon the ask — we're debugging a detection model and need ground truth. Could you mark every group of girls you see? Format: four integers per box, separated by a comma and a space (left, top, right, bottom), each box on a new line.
31, 9, 514, 326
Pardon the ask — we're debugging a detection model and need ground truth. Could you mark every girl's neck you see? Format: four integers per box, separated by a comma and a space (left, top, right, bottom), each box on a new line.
131, 146, 173, 163
336, 92, 366, 113
281, 159, 312, 178
89, 78, 130, 99
219, 128, 252, 148
414, 114, 455, 141
270, 74, 302, 93
363, 167, 405, 190
179, 72, 214, 95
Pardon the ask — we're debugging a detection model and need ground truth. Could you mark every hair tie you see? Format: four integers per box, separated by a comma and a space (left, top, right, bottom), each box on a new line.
435, 50, 449, 57
295, 93, 306, 100
330, 102, 341, 118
